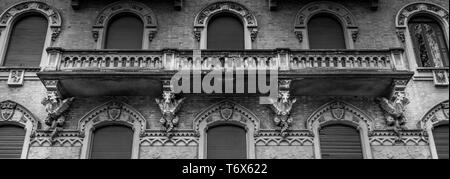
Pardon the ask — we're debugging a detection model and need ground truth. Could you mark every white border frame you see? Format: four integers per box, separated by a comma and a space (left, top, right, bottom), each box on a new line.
0, 1, 62, 67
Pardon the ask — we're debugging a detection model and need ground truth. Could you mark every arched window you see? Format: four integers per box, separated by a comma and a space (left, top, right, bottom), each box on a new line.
0, 124, 26, 159
105, 13, 144, 49
319, 124, 364, 159
3, 15, 48, 67
433, 124, 449, 159
207, 14, 245, 50
408, 16, 449, 67
207, 125, 247, 159
308, 14, 346, 49
90, 125, 133, 159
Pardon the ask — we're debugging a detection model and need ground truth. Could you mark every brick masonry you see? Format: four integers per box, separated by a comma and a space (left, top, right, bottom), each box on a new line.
0, 0, 449, 159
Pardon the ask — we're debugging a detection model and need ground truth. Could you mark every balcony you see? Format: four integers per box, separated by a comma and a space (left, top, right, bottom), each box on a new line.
38, 48, 413, 97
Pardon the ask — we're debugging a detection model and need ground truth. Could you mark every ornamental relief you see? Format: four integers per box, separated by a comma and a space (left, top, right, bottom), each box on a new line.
0, 100, 39, 135
397, 3, 449, 27
0, 1, 62, 27
94, 1, 157, 27
421, 101, 449, 129
195, 2, 257, 26
294, 1, 358, 28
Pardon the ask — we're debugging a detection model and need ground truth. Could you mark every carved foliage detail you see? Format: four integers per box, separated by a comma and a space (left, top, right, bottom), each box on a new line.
397, 3, 449, 27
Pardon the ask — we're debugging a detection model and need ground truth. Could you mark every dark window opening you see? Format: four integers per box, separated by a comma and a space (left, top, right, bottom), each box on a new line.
433, 124, 449, 159
207, 125, 247, 159
0, 125, 25, 159
319, 124, 364, 159
207, 14, 245, 50
90, 125, 133, 159
105, 13, 144, 49
3, 15, 48, 67
308, 14, 346, 49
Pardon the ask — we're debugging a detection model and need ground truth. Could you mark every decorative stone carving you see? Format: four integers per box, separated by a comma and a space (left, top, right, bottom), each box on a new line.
433, 70, 449, 86
148, 30, 157, 42
0, 101, 17, 121
0, 1, 62, 27
351, 30, 359, 42
219, 102, 234, 120
155, 91, 185, 135
330, 102, 345, 120
194, 2, 258, 43
107, 102, 122, 120
295, 31, 303, 43
41, 92, 75, 141
378, 92, 410, 139
268, 91, 297, 137
7, 70, 25, 86
51, 27, 61, 42
92, 30, 99, 42
396, 30, 406, 43
396, 3, 449, 28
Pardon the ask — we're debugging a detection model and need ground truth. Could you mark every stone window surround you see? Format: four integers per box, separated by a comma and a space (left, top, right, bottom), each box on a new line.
0, 1, 62, 68
307, 101, 373, 159
395, 2, 449, 81
92, 0, 158, 50
294, 1, 359, 50
420, 100, 449, 159
0, 100, 38, 159
194, 100, 260, 159
79, 101, 147, 159
193, 1, 259, 50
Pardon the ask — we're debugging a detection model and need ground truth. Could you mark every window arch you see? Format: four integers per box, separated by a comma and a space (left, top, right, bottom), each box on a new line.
194, 101, 260, 159
207, 13, 245, 50
421, 101, 449, 159
319, 123, 364, 159
0, 1, 62, 68
408, 15, 449, 68
90, 124, 134, 159
294, 1, 359, 49
79, 101, 147, 159
105, 13, 144, 49
3, 14, 48, 67
396, 2, 449, 71
206, 124, 247, 159
92, 1, 158, 49
307, 101, 373, 159
308, 14, 346, 49
194, 2, 258, 50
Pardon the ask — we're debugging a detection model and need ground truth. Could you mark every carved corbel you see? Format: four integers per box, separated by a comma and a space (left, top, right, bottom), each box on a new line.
148, 30, 158, 42
51, 27, 61, 42
295, 31, 303, 43
155, 81, 186, 136
268, 80, 297, 137
396, 30, 406, 43
377, 79, 410, 140
41, 80, 75, 141
193, 28, 202, 42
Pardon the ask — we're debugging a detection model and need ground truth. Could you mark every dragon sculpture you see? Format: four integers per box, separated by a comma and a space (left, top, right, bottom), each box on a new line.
378, 92, 410, 139
41, 92, 75, 141
155, 91, 185, 135
268, 91, 297, 137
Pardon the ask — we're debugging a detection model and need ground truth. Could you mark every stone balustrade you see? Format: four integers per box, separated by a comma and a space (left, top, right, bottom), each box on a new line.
44, 48, 406, 72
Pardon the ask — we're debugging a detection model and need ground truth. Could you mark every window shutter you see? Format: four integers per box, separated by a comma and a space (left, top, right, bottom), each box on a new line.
90, 125, 133, 159
3, 15, 48, 67
319, 124, 364, 159
207, 14, 245, 50
0, 125, 25, 159
105, 14, 143, 49
207, 125, 247, 159
308, 15, 346, 49
433, 125, 449, 159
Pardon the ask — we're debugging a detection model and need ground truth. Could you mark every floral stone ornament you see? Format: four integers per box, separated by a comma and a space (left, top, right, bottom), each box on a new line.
155, 91, 186, 135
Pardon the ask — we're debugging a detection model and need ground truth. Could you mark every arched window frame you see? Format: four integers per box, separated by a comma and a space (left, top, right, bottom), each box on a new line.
0, 100, 38, 159
396, 2, 449, 73
194, 101, 260, 159
79, 101, 147, 159
294, 1, 359, 49
194, 1, 259, 50
92, 1, 158, 50
0, 1, 62, 67
306, 101, 373, 159
420, 100, 449, 159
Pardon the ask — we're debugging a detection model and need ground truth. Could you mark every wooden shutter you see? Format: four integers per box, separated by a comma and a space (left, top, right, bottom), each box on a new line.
90, 125, 133, 159
3, 15, 48, 67
308, 15, 346, 49
319, 124, 364, 159
105, 14, 143, 49
433, 125, 449, 159
207, 14, 245, 50
0, 125, 25, 159
207, 125, 247, 159
409, 16, 449, 67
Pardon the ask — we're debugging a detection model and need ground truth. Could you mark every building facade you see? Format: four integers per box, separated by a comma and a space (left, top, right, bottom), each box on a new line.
0, 0, 448, 159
